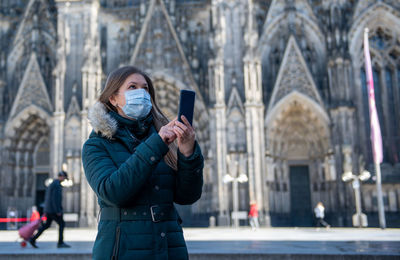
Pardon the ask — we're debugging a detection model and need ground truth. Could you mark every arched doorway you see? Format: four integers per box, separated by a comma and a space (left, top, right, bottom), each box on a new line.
265, 92, 332, 226
3, 107, 51, 216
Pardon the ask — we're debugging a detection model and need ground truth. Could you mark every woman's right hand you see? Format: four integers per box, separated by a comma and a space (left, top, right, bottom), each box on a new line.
159, 120, 177, 145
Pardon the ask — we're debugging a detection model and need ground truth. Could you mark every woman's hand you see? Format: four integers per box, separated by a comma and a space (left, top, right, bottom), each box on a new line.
173, 116, 195, 157
159, 120, 177, 145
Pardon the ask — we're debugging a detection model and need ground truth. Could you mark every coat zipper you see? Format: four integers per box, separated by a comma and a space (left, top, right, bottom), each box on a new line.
111, 226, 121, 260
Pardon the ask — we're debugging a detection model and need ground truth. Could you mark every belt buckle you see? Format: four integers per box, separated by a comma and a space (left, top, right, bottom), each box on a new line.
150, 205, 160, 223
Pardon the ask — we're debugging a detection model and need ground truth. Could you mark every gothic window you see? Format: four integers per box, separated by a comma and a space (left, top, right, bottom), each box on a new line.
372, 68, 386, 140
361, 27, 400, 164
370, 28, 392, 51
227, 108, 245, 152
65, 117, 81, 152
360, 68, 370, 138
385, 68, 397, 135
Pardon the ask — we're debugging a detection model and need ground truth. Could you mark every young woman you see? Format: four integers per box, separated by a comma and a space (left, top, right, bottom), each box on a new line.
82, 66, 204, 260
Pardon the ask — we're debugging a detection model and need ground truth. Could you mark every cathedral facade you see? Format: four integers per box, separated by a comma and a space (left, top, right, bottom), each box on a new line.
0, 0, 400, 227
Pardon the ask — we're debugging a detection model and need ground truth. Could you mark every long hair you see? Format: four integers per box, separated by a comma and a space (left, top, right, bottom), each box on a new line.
99, 66, 178, 170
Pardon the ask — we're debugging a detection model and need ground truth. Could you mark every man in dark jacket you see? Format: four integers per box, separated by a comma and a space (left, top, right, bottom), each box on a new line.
29, 171, 71, 248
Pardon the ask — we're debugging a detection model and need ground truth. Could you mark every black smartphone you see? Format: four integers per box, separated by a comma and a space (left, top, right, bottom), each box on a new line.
177, 90, 195, 125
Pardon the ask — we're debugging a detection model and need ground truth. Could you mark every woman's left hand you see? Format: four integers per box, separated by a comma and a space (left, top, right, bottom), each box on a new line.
173, 115, 195, 157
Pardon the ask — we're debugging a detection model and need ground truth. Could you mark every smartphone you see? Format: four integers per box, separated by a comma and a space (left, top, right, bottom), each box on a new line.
177, 90, 195, 125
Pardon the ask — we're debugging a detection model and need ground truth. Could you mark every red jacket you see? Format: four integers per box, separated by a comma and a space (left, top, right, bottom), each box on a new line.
249, 204, 258, 217
30, 211, 40, 222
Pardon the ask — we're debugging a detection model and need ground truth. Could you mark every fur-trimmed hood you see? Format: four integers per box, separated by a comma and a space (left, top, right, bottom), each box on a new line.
87, 102, 118, 139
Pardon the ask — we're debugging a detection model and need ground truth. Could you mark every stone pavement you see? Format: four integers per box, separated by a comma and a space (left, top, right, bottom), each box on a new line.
0, 227, 399, 259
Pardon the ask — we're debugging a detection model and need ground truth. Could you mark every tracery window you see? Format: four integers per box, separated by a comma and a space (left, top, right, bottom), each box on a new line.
360, 27, 400, 164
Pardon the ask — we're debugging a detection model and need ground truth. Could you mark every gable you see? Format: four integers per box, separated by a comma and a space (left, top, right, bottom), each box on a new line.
9, 52, 53, 119
130, 0, 196, 90
227, 87, 245, 116
267, 36, 323, 112
66, 95, 81, 120
8, 0, 56, 71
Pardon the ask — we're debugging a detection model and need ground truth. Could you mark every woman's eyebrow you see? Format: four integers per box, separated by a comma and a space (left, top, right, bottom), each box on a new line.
127, 81, 148, 86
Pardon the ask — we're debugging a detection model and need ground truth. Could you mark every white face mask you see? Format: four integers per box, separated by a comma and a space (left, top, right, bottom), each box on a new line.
122, 89, 152, 120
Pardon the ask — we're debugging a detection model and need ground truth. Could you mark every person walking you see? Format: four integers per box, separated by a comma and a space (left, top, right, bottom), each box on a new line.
29, 171, 71, 248
314, 202, 330, 229
248, 201, 260, 230
81, 66, 204, 260
30, 206, 40, 222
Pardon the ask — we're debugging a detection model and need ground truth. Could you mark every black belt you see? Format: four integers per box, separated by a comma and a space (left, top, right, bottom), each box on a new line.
100, 205, 177, 222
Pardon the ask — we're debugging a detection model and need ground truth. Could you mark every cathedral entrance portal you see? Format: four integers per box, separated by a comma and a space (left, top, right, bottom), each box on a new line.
289, 165, 312, 226
2, 107, 52, 215
265, 92, 332, 226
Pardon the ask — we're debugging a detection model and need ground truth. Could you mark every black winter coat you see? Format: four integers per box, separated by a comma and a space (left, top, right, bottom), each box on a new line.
44, 179, 63, 214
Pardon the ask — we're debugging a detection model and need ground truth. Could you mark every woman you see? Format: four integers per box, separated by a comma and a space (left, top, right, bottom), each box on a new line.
82, 66, 204, 260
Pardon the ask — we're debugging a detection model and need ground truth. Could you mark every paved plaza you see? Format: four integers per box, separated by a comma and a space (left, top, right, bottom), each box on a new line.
0, 227, 399, 259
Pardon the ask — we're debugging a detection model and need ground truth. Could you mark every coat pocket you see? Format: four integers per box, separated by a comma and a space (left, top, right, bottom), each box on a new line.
111, 226, 121, 260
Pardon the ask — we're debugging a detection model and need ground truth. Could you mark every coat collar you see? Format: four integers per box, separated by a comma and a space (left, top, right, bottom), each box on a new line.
88, 102, 118, 139
88, 102, 153, 140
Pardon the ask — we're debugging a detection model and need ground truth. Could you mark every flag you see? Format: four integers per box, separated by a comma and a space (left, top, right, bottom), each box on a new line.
364, 28, 383, 164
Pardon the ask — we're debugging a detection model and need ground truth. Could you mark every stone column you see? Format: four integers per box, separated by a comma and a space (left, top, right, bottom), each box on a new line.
79, 1, 102, 227
328, 57, 357, 226
243, 58, 268, 225
242, 0, 269, 225
209, 58, 229, 225
50, 13, 67, 179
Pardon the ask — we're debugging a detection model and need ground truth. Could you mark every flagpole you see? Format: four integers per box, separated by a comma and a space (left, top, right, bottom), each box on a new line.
375, 162, 386, 229
364, 28, 386, 229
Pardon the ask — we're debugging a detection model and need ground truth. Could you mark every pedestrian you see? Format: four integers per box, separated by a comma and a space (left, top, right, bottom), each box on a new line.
314, 202, 330, 229
29, 171, 71, 248
81, 66, 204, 260
248, 201, 259, 230
30, 206, 40, 222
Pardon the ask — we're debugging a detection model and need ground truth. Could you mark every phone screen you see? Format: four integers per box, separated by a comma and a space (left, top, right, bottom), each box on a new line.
177, 90, 195, 125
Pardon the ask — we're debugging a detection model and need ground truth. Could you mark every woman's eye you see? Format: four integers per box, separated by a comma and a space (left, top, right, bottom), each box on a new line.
128, 85, 136, 89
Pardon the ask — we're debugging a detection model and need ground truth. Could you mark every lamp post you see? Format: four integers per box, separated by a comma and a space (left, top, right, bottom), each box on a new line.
342, 154, 371, 228
224, 152, 248, 228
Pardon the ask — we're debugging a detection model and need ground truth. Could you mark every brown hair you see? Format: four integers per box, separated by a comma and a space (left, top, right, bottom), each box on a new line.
99, 66, 178, 170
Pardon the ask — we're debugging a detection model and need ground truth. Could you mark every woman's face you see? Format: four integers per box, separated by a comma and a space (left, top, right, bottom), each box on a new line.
109, 73, 149, 118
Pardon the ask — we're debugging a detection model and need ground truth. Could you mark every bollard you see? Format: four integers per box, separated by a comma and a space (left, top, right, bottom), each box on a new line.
7, 207, 18, 230
209, 216, 216, 227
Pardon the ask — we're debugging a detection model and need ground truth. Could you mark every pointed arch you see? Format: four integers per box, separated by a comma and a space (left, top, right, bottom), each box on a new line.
226, 87, 246, 152
2, 104, 51, 204
257, 1, 326, 107
349, 2, 400, 164
66, 95, 81, 121
7, 0, 56, 94
257, 0, 325, 59
265, 91, 330, 159
266, 91, 330, 127
349, 2, 400, 65
129, 0, 207, 108
5, 104, 52, 137
227, 87, 245, 116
